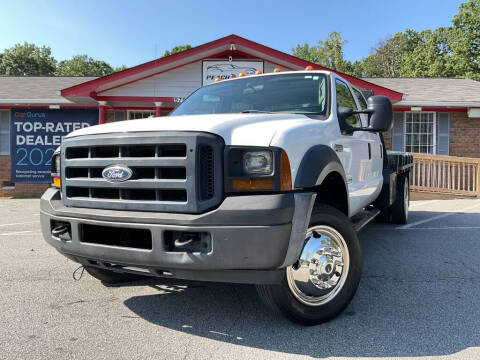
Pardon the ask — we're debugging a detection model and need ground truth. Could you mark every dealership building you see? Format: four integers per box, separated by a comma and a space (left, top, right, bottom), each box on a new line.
1, 34, 480, 197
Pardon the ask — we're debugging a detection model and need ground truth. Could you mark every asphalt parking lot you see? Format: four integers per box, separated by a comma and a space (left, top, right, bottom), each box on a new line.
1, 198, 480, 360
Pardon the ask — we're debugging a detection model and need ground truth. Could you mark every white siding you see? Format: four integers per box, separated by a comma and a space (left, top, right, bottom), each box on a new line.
101, 62, 202, 97
101, 60, 293, 98
264, 62, 291, 73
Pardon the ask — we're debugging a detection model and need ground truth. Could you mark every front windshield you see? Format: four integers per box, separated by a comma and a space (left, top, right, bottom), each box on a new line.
171, 73, 328, 117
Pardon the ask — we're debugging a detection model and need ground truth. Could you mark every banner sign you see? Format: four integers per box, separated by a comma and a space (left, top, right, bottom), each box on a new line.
202, 60, 263, 85
10, 109, 97, 183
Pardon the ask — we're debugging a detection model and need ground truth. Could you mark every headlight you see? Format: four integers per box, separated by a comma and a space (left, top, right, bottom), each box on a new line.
51, 152, 61, 188
225, 147, 291, 192
243, 151, 273, 175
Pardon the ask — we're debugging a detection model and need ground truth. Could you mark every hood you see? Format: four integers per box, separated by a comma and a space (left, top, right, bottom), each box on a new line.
65, 113, 313, 146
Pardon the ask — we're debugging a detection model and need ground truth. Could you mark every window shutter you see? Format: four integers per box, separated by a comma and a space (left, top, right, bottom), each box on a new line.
437, 113, 450, 155
0, 110, 10, 155
391, 112, 405, 151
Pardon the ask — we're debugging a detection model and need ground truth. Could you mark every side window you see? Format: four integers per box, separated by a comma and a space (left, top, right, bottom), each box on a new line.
335, 79, 361, 127
352, 87, 369, 126
352, 87, 367, 110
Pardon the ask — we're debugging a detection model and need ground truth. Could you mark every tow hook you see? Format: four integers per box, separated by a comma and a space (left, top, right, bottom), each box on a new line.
173, 233, 195, 248
165, 231, 211, 253
51, 225, 71, 242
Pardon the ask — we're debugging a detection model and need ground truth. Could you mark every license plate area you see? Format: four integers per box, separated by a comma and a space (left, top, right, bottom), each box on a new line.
79, 224, 152, 250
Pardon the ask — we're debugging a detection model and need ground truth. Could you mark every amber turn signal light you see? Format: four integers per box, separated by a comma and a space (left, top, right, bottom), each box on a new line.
279, 149, 292, 191
52, 175, 61, 188
273, 67, 281, 72
231, 177, 273, 191
239, 72, 245, 77
305, 65, 313, 70
255, 69, 263, 74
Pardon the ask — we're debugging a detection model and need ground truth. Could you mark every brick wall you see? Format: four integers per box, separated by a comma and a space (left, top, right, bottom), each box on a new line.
449, 112, 480, 158
382, 111, 480, 159
0, 155, 49, 198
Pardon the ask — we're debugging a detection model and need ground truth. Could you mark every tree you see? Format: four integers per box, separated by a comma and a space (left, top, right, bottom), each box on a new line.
292, 32, 351, 73
401, 28, 452, 77
0, 42, 56, 75
55, 55, 123, 76
113, 65, 128, 73
351, 0, 478, 79
364, 32, 410, 77
292, 43, 319, 64
448, 0, 480, 80
350, 28, 451, 78
317, 32, 352, 73
163, 44, 191, 57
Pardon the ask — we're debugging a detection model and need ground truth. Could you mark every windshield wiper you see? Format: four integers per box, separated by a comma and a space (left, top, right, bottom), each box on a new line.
241, 110, 278, 114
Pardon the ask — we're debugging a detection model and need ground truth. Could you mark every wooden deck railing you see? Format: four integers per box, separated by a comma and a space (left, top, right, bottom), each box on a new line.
410, 153, 480, 197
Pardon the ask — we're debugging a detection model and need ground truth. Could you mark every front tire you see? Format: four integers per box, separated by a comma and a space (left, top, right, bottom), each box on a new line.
256, 204, 362, 325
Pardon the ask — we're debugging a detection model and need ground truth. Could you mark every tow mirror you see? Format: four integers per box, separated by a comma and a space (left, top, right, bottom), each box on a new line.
338, 95, 393, 134
366, 96, 393, 132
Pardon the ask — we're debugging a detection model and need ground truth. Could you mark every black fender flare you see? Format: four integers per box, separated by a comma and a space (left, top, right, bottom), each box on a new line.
294, 145, 348, 190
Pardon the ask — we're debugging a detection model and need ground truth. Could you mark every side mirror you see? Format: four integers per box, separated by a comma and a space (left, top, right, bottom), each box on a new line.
367, 95, 393, 132
336, 96, 393, 134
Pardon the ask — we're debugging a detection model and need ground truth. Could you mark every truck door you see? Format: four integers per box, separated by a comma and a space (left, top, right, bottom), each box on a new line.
333, 79, 380, 216
351, 86, 384, 205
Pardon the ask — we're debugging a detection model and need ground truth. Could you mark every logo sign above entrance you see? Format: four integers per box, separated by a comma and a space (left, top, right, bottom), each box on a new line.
202, 60, 263, 85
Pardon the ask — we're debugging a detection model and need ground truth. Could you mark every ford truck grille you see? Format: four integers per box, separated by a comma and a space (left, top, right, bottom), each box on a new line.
60, 132, 223, 213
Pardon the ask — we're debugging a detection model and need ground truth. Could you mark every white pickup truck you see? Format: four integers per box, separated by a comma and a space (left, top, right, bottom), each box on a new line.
41, 70, 413, 324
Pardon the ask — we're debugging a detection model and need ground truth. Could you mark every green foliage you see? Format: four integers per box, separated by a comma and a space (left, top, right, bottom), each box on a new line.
113, 65, 128, 73
1, 1, 478, 80
55, 54, 121, 76
0, 42, 56, 75
353, 29, 452, 78
400, 28, 452, 77
292, 43, 319, 64
449, 0, 480, 80
292, 0, 479, 80
163, 44, 192, 57
0, 44, 125, 76
292, 32, 351, 73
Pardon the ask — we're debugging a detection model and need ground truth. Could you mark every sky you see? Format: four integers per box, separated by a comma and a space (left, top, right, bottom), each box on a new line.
0, 0, 464, 68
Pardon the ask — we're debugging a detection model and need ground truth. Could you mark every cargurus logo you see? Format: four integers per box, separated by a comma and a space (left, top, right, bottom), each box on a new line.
102, 165, 133, 182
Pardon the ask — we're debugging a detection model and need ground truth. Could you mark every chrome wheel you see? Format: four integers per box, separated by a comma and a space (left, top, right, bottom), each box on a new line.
286, 225, 350, 306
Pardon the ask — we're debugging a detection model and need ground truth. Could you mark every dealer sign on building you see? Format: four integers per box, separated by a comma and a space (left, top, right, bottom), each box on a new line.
202, 60, 263, 85
10, 109, 97, 183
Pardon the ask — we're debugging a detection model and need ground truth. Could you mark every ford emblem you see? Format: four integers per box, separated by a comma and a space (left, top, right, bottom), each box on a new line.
102, 165, 133, 182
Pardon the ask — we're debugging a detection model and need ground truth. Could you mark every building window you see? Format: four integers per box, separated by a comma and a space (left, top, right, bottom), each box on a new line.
405, 112, 436, 154
0, 110, 9, 155
127, 110, 155, 120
